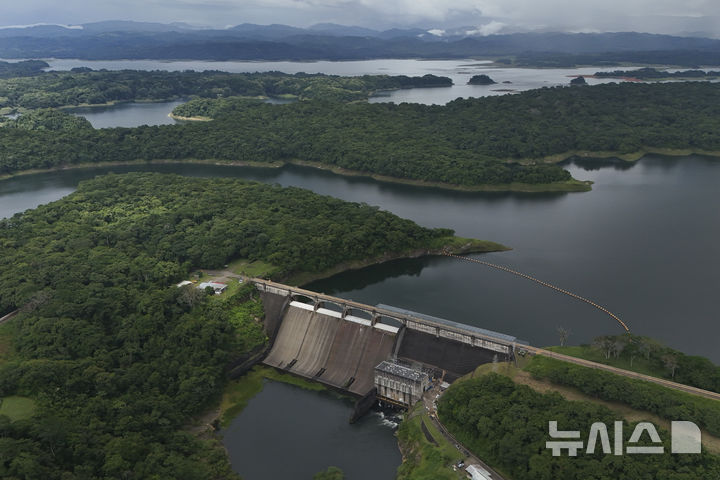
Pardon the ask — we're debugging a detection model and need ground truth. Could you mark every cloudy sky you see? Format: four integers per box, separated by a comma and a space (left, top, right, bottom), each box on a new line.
2, 0, 719, 36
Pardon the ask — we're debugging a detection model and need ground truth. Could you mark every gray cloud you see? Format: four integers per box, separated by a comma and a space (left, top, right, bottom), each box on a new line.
1, 0, 719, 36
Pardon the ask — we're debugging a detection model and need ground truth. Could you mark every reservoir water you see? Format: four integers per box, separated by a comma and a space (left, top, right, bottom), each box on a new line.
41, 58, 637, 107
1, 156, 718, 363
69, 99, 185, 128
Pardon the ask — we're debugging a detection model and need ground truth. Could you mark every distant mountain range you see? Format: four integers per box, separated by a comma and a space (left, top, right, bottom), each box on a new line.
0, 21, 718, 66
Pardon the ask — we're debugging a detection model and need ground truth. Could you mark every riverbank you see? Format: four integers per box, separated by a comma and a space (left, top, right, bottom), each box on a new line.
284, 236, 509, 286
217, 366, 333, 428
0, 157, 588, 192
538, 147, 720, 164
288, 159, 593, 192
168, 112, 211, 121
2, 148, 717, 193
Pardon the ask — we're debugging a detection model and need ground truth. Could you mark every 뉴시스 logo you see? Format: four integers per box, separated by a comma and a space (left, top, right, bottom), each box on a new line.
546, 420, 702, 456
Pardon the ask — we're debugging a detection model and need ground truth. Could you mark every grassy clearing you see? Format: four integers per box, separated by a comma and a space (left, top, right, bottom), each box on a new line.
0, 396, 36, 421
397, 403, 465, 480
219, 365, 327, 427
426, 236, 509, 253
546, 345, 668, 378
467, 361, 720, 455
227, 258, 279, 278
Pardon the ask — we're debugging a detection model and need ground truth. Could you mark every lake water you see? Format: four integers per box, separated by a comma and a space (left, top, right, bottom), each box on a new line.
28, 58, 641, 128
43, 58, 636, 106
1, 156, 718, 363
221, 381, 401, 480
69, 100, 185, 128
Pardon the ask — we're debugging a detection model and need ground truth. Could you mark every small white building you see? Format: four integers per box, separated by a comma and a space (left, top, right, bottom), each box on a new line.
176, 280, 193, 288
197, 281, 228, 294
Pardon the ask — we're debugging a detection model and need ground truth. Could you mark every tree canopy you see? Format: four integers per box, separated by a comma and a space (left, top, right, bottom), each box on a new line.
0, 172, 463, 478
439, 373, 720, 480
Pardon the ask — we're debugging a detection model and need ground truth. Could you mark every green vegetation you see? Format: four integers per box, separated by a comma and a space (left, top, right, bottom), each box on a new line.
172, 96, 266, 119
2, 81, 720, 189
397, 404, 463, 480
0, 69, 452, 109
219, 366, 327, 428
0, 395, 36, 421
227, 258, 279, 278
0, 108, 92, 130
0, 321, 15, 365
0, 172, 478, 478
0, 60, 48, 78
594, 67, 720, 80
213, 283, 267, 354
313, 466, 345, 480
526, 355, 720, 437
439, 373, 720, 480
467, 74, 495, 85
549, 333, 720, 393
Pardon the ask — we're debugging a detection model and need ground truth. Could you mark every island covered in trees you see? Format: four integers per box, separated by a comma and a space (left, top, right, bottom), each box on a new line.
593, 67, 720, 80
2, 77, 720, 191
0, 69, 452, 111
468, 74, 496, 85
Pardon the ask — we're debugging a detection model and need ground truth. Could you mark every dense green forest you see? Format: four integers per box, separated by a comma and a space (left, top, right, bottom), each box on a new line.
439, 373, 720, 480
526, 356, 720, 437
555, 333, 720, 394
0, 60, 48, 78
0, 69, 451, 109
1, 108, 93, 131
0, 172, 467, 478
3, 81, 720, 189
594, 67, 720, 79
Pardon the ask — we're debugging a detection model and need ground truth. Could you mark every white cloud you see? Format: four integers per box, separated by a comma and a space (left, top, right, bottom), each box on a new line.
0, 0, 718, 35
465, 21, 506, 36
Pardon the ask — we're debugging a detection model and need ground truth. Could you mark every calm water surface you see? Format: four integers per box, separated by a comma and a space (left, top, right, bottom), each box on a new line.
1, 156, 718, 362
42, 58, 637, 105
222, 381, 401, 480
70, 100, 185, 128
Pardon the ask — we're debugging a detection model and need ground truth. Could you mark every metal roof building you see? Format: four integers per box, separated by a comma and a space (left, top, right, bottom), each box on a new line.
374, 360, 429, 407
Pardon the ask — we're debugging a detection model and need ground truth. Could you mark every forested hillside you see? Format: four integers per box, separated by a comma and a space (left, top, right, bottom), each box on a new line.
439, 374, 720, 480
0, 173, 474, 478
2, 82, 720, 189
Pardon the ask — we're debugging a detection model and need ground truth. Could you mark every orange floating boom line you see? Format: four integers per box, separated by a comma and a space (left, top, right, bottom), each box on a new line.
444, 252, 630, 333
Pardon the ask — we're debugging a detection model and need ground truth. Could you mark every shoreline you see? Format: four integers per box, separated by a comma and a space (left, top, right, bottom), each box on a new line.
0, 158, 589, 193
283, 238, 509, 286
168, 112, 211, 121
1, 148, 719, 191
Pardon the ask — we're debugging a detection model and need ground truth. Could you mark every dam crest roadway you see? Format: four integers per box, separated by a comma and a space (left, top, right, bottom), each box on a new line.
250, 277, 720, 403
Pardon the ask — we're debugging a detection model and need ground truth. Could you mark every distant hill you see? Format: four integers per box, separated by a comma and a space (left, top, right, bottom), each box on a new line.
0, 21, 718, 65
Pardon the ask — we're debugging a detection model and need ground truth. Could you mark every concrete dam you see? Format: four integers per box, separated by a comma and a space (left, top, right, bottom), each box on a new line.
254, 279, 523, 398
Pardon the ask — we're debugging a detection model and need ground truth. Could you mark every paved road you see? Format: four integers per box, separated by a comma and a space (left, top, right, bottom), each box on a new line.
0, 310, 18, 325
524, 345, 720, 402
422, 385, 506, 480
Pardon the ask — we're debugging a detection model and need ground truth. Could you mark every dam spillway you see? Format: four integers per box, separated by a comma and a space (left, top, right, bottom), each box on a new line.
255, 278, 521, 397
263, 301, 397, 395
